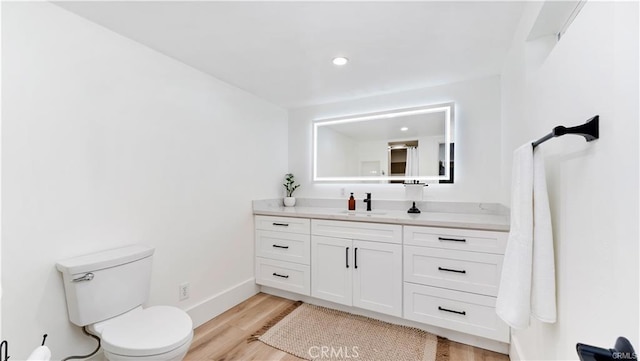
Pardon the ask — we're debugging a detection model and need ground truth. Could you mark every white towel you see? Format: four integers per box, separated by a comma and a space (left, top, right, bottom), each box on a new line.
531, 144, 557, 323
496, 143, 557, 329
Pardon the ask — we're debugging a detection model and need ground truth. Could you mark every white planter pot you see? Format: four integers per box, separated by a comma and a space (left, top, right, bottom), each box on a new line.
284, 197, 296, 207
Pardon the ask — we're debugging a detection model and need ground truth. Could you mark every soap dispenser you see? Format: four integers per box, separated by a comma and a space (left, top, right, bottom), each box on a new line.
348, 193, 356, 211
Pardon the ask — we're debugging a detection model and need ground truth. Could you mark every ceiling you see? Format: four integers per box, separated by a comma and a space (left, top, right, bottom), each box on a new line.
55, 1, 525, 109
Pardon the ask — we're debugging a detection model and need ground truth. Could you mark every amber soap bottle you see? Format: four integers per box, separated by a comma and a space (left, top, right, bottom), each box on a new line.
348, 193, 356, 211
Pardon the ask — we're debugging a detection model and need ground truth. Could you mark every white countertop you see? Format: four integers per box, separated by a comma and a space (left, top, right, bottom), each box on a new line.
253, 200, 510, 232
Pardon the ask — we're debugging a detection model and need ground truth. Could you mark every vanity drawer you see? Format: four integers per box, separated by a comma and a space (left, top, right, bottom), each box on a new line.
404, 226, 507, 254
256, 230, 310, 265
255, 258, 310, 296
404, 246, 503, 296
255, 216, 310, 235
403, 283, 509, 342
311, 219, 402, 244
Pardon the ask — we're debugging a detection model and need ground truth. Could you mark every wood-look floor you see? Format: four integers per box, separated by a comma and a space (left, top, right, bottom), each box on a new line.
185, 293, 510, 361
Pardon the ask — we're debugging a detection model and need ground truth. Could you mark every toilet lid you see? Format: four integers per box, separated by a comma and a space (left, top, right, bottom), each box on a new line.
101, 306, 193, 357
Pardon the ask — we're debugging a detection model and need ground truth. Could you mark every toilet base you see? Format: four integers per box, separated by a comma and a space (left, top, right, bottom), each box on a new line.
103, 332, 193, 361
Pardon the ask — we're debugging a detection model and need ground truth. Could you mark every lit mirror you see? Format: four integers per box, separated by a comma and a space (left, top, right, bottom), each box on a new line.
313, 103, 454, 183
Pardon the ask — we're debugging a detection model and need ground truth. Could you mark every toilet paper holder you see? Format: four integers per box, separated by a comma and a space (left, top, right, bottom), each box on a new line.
577, 337, 636, 361
0, 334, 48, 361
0, 340, 8, 361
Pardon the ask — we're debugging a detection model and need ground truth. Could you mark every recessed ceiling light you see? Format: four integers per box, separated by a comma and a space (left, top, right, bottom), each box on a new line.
332, 57, 349, 66
400, 127, 409, 131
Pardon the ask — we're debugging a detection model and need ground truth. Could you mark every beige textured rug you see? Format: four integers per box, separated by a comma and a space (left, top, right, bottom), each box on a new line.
250, 302, 449, 361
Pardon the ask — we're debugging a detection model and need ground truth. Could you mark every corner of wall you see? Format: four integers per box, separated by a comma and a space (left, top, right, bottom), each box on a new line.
509, 333, 524, 361
0, 0, 3, 342
186, 278, 259, 328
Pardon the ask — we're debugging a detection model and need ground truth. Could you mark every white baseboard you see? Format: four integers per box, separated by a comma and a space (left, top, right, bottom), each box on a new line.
509, 333, 524, 361
260, 286, 510, 355
186, 278, 259, 328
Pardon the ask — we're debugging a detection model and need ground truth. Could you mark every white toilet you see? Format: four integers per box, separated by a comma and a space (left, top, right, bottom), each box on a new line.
56, 245, 193, 361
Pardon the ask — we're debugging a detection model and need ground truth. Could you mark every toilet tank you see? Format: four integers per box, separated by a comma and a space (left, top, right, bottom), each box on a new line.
56, 245, 155, 326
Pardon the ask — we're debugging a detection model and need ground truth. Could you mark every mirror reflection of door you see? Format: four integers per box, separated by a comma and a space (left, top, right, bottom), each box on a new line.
388, 140, 418, 183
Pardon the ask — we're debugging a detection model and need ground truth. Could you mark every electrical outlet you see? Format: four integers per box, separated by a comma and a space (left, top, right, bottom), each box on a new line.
179, 282, 190, 301
340, 187, 346, 197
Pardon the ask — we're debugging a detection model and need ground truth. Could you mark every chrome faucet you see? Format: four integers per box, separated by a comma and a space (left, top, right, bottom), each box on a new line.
363, 193, 372, 211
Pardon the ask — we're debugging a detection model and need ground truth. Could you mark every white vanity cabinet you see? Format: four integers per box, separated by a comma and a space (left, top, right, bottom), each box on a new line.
253, 212, 511, 348
311, 220, 403, 317
403, 226, 509, 342
255, 215, 311, 296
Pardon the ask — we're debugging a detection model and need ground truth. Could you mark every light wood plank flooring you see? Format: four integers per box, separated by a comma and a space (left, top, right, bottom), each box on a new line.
185, 293, 509, 361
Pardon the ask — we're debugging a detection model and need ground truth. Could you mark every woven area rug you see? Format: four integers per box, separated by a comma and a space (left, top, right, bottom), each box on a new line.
250, 302, 449, 361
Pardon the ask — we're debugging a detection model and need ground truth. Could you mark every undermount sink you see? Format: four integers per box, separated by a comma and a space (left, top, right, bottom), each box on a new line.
339, 210, 387, 216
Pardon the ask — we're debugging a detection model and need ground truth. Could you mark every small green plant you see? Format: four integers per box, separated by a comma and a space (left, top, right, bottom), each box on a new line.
283, 173, 300, 197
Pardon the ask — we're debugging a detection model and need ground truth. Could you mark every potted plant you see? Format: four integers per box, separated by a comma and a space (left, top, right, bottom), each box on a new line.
283, 173, 300, 207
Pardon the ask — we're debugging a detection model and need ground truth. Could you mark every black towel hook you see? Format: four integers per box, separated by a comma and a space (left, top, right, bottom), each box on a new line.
532, 115, 599, 148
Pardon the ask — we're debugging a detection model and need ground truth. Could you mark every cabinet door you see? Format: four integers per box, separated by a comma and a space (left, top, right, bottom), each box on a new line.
352, 240, 402, 317
311, 236, 352, 306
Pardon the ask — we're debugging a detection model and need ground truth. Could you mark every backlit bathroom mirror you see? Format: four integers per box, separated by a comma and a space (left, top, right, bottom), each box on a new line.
313, 103, 454, 183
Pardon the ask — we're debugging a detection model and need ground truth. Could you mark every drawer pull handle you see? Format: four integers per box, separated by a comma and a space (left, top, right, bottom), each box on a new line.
272, 272, 289, 279
438, 237, 466, 243
438, 306, 466, 315
272, 244, 289, 249
272, 223, 289, 227
346, 247, 350, 268
438, 267, 466, 274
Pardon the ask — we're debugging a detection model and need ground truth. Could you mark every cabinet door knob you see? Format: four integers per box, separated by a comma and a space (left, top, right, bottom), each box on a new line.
272, 244, 289, 249
272, 272, 289, 279
272, 222, 289, 227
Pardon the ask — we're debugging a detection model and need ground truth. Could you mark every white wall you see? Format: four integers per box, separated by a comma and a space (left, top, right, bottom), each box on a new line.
316, 126, 358, 177
356, 140, 387, 177
417, 135, 444, 177
289, 76, 502, 202
0, 0, 3, 344
501, 2, 639, 360
2, 2, 288, 358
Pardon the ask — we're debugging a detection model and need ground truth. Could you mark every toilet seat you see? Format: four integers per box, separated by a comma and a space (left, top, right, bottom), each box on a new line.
100, 306, 193, 357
